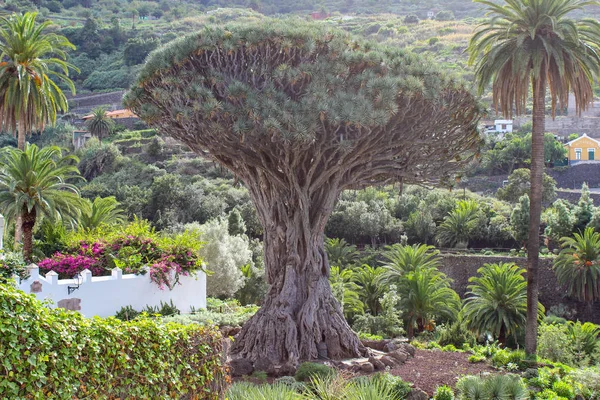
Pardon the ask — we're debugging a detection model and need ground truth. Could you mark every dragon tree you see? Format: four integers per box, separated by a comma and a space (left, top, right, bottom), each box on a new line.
125, 22, 482, 365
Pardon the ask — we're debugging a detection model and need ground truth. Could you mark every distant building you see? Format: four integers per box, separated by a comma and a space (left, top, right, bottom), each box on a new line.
82, 109, 137, 121
484, 119, 513, 135
310, 11, 331, 20
73, 130, 92, 150
81, 109, 139, 129
565, 134, 600, 164
427, 10, 436, 19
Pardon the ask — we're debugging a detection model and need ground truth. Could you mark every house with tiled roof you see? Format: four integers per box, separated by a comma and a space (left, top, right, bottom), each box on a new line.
564, 134, 600, 164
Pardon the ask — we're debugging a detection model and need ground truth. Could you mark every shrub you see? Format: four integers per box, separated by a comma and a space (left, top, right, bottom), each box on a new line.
0, 284, 228, 399
434, 385, 455, 400
294, 362, 335, 382
164, 299, 258, 328
373, 373, 412, 399
538, 323, 575, 365
436, 322, 477, 349
185, 219, 252, 298
0, 251, 28, 282
40, 220, 205, 289
552, 381, 575, 400
468, 354, 486, 363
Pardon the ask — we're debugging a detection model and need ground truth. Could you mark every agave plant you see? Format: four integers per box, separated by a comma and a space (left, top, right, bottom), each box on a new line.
226, 382, 303, 400
456, 374, 528, 400
554, 228, 600, 302
462, 263, 544, 345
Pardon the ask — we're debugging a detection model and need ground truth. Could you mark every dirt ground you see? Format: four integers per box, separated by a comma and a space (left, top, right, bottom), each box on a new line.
389, 349, 496, 395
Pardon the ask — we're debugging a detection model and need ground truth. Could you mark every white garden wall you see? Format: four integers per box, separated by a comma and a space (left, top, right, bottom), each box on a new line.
18, 266, 206, 318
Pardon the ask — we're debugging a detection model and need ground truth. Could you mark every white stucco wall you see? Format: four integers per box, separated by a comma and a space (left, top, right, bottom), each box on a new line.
18, 266, 206, 318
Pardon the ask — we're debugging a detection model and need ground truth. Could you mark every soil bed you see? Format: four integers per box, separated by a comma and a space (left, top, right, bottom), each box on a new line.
389, 349, 495, 395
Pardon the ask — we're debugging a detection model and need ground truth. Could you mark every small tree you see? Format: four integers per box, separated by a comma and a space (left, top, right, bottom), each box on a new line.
510, 195, 530, 245
187, 219, 252, 298
574, 183, 594, 232
496, 168, 556, 204
544, 199, 575, 244
125, 22, 481, 363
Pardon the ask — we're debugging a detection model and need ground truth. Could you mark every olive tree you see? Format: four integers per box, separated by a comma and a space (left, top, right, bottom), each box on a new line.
125, 22, 481, 365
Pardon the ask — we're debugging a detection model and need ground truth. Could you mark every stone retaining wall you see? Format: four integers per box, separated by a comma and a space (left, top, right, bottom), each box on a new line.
439, 254, 600, 323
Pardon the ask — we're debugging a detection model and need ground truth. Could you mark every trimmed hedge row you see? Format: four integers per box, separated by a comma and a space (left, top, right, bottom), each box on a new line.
0, 284, 228, 399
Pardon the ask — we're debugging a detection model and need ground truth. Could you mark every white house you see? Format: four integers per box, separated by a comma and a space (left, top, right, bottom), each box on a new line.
484, 119, 514, 135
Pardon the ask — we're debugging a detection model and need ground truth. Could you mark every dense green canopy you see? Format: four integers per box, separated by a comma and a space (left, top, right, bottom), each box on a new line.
125, 21, 482, 191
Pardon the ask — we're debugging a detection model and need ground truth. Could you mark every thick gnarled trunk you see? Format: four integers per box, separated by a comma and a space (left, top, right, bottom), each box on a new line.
525, 73, 546, 357
231, 184, 365, 365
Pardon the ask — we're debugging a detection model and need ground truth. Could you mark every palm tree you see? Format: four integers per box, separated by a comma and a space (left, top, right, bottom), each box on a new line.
380, 243, 441, 282
78, 196, 125, 231
325, 238, 359, 269
352, 265, 386, 316
436, 200, 479, 248
462, 263, 544, 345
469, 0, 600, 356
554, 228, 600, 302
396, 267, 460, 338
0, 12, 78, 149
0, 144, 84, 260
329, 266, 363, 318
86, 107, 115, 140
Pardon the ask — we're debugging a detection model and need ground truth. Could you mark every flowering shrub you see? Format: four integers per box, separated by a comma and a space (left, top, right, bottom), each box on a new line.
38, 220, 204, 289
38, 253, 105, 278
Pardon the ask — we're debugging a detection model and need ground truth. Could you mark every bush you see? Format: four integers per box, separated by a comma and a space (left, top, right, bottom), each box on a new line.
373, 373, 412, 399
434, 385, 455, 400
295, 362, 336, 382
436, 322, 477, 349
163, 298, 258, 328
0, 284, 228, 399
0, 251, 28, 282
552, 381, 575, 400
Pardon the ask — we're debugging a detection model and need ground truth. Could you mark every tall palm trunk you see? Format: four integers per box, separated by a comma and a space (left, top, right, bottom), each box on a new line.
15, 115, 26, 246
21, 208, 36, 262
525, 71, 546, 357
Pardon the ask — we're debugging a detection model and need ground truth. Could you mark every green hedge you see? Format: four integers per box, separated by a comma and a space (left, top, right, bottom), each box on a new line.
0, 284, 228, 399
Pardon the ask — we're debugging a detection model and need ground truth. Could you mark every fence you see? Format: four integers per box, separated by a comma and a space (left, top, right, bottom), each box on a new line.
18, 266, 206, 318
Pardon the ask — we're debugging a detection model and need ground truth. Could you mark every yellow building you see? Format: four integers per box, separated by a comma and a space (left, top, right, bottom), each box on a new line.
565, 134, 600, 163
